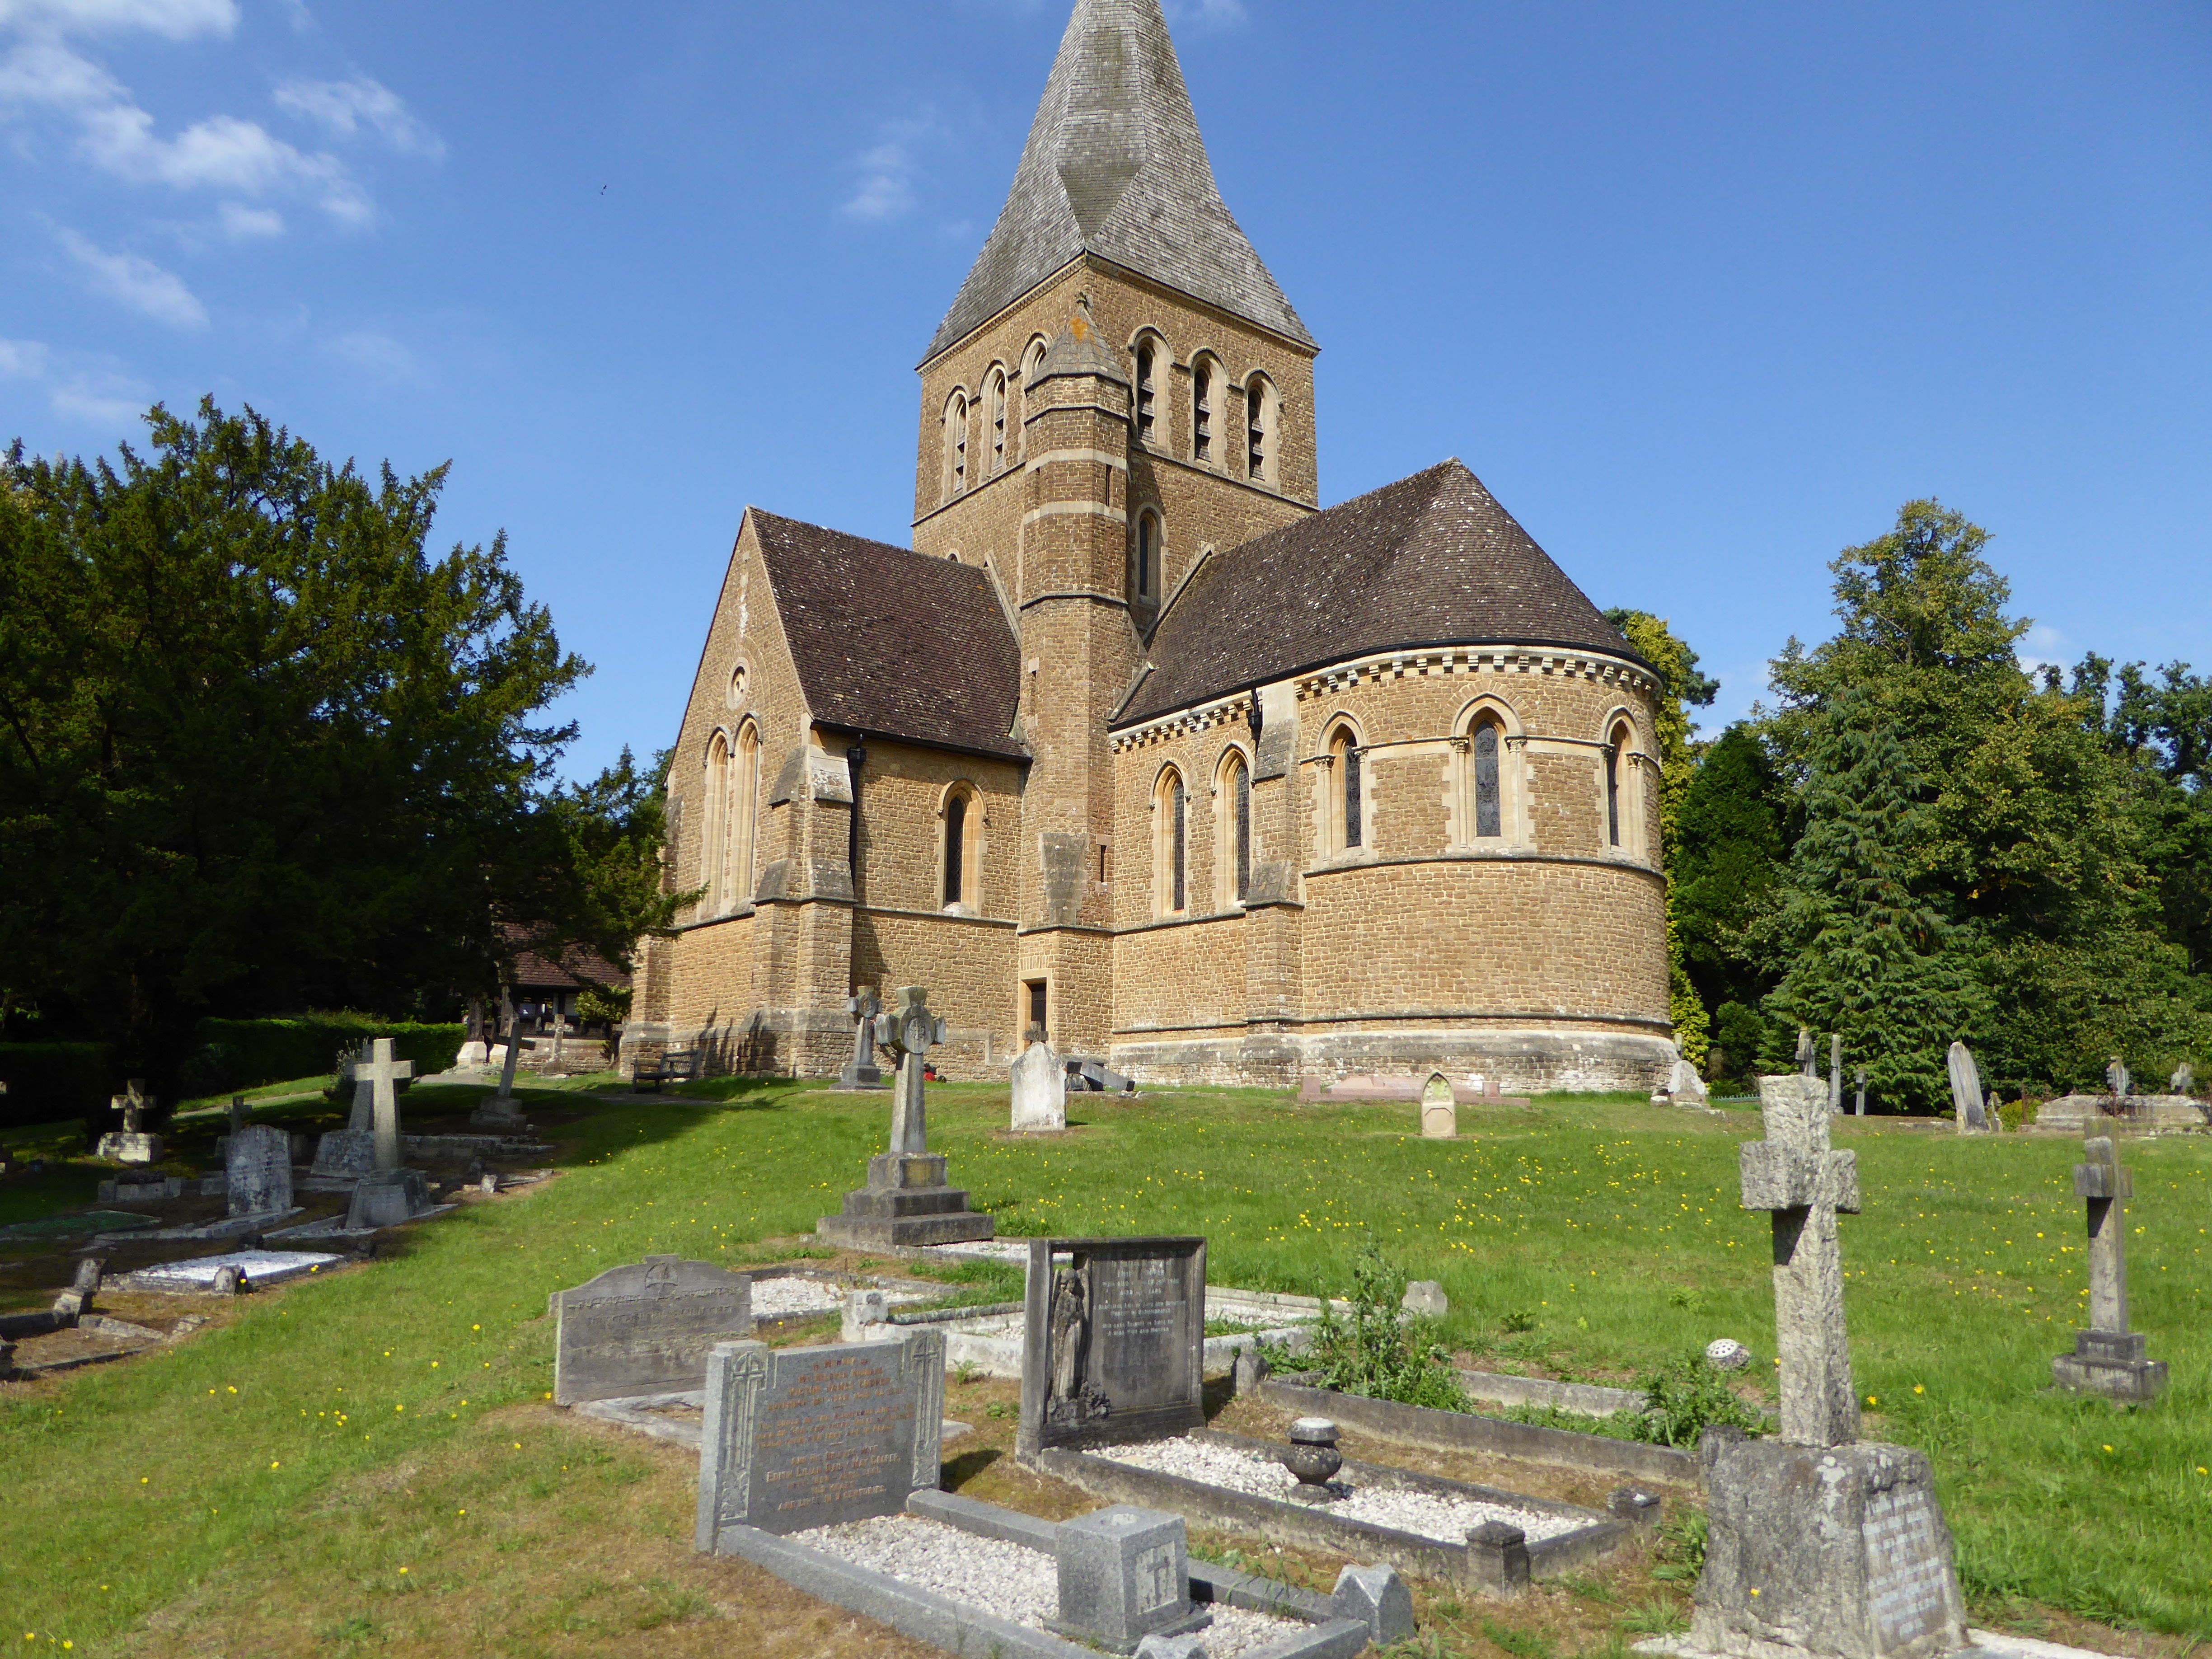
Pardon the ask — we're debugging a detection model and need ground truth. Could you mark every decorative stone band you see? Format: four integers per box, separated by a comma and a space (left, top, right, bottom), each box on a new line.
1024, 448, 1130, 472
1022, 502, 1128, 528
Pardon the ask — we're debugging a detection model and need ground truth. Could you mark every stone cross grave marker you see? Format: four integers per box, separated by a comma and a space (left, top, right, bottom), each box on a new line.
815, 986, 995, 1248
97, 1081, 164, 1164
348, 1038, 414, 1172
1854, 1065, 1867, 1118
838, 987, 886, 1089
694, 1328, 944, 1548
1946, 1042, 1986, 1133
1019, 1236, 1206, 1458
225, 1124, 293, 1219
1829, 1034, 1843, 1114
1420, 1073, 1457, 1139
1739, 1073, 1861, 1448
226, 1096, 250, 1135
1011, 1036, 1068, 1132
551, 1256, 755, 1406
122, 1081, 145, 1134
2051, 1137, 2167, 1401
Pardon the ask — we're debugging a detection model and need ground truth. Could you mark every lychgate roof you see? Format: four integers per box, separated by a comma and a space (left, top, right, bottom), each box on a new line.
750, 512, 1025, 760
924, 0, 1313, 363
1116, 461, 1645, 726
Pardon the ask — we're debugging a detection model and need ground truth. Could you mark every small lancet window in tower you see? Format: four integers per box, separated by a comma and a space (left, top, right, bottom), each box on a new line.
988, 370, 1007, 474
1135, 511, 1159, 602
1246, 374, 1277, 485
1172, 775, 1187, 911
1018, 339, 1047, 460
1474, 722, 1502, 838
1136, 341, 1157, 445
943, 392, 970, 501
944, 792, 968, 907
1328, 726, 1362, 851
1605, 725, 1627, 848
1219, 751, 1251, 905
1193, 361, 1213, 464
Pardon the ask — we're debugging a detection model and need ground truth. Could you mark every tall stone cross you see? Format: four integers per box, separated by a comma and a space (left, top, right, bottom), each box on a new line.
2078, 1136, 2132, 1336
1739, 1074, 1862, 1447
840, 987, 885, 1088
349, 1038, 415, 1172
121, 1079, 148, 1134
872, 986, 946, 1156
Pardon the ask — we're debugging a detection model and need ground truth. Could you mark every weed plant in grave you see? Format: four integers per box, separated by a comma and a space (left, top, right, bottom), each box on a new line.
1303, 1246, 1472, 1412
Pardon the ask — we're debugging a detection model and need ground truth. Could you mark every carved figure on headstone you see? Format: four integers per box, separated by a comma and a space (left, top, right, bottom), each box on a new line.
1047, 1263, 1095, 1412
2052, 1137, 2167, 1401
1946, 1041, 1985, 1131
2106, 1057, 2130, 1097
1020, 1236, 1204, 1458
839, 987, 886, 1089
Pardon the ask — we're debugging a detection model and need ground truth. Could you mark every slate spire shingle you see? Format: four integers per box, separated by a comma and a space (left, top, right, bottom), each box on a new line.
923, 0, 1313, 363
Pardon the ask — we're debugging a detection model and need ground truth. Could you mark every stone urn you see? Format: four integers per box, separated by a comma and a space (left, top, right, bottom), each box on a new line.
1279, 1417, 1343, 1500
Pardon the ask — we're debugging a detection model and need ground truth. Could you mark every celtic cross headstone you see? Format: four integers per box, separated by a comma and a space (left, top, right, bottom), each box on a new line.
838, 987, 886, 1090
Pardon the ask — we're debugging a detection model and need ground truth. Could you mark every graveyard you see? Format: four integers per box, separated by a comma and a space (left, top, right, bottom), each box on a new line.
1, 1069, 2206, 1655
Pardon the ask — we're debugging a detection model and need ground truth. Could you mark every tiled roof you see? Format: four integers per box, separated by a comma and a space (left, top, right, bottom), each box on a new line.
1116, 461, 1644, 726
498, 927, 632, 992
924, 0, 1313, 363
751, 511, 1025, 760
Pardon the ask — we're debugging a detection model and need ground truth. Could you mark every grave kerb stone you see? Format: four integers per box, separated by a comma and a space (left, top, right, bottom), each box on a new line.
1019, 1236, 1206, 1458
552, 1255, 755, 1405
694, 1328, 944, 1548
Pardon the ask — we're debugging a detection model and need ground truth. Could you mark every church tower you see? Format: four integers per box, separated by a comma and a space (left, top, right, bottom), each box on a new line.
912, 0, 1320, 1056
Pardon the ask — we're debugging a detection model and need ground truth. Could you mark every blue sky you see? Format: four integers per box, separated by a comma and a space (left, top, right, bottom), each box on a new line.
3, 0, 2207, 780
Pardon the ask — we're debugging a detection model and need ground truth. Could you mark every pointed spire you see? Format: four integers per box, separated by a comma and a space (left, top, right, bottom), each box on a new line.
924, 0, 1312, 363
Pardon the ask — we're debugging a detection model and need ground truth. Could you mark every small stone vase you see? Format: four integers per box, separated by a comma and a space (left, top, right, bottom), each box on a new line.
1280, 1417, 1343, 1499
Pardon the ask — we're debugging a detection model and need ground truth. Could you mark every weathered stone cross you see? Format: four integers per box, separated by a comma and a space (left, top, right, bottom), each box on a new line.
1739, 1073, 1862, 1447
120, 1079, 148, 1134
2078, 1136, 2132, 1335
349, 1038, 415, 1172
873, 986, 946, 1156
841, 987, 885, 1088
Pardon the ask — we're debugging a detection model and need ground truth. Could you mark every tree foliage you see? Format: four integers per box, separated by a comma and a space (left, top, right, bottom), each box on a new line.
0, 400, 684, 1106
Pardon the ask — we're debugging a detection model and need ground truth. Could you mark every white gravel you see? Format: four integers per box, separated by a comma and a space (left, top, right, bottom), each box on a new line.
792, 1514, 1302, 1656
748, 1277, 926, 1320
1088, 1436, 1578, 1546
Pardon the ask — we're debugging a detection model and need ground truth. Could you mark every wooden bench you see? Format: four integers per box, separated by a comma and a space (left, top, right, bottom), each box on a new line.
629, 1049, 701, 1092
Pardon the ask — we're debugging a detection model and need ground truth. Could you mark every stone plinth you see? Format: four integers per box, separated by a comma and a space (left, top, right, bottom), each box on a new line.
95, 1132, 163, 1166
816, 1153, 995, 1250
2053, 1330, 2167, 1402
345, 1169, 435, 1230
1695, 1439, 1966, 1659
1048, 1505, 1208, 1654
310, 1129, 377, 1179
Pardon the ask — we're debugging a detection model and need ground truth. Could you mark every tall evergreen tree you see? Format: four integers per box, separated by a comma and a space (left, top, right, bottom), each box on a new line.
1763, 691, 1986, 1112
1673, 724, 1793, 1022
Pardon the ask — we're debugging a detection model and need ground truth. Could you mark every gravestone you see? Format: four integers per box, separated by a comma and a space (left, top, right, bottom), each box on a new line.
1420, 1073, 1457, 1138
2051, 1137, 2167, 1401
816, 987, 995, 1248
1829, 1034, 1843, 1115
1692, 1075, 1968, 1659
226, 1097, 250, 1135
1795, 1029, 1815, 1077
2173, 1062, 2195, 1096
1665, 1056, 1711, 1106
694, 1328, 944, 1548
1011, 1037, 1068, 1132
1854, 1065, 1867, 1118
1049, 1506, 1209, 1652
1401, 1279, 1448, 1318
312, 1039, 380, 1176
1985, 1090, 2005, 1133
95, 1081, 164, 1165
1018, 1236, 1205, 1458
469, 1025, 530, 1130
1946, 1043, 1987, 1133
349, 1039, 413, 1172
2106, 1057, 2130, 1097
552, 1256, 755, 1406
345, 1168, 436, 1229
225, 1125, 293, 1219
837, 987, 886, 1090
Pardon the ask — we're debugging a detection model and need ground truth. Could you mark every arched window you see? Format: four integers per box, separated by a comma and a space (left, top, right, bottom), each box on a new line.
986, 368, 1008, 475
1606, 719, 1635, 851
944, 792, 967, 907
730, 722, 759, 904
701, 732, 730, 914
1217, 750, 1251, 907
1155, 769, 1187, 916
1245, 373, 1278, 485
1191, 357, 1215, 465
941, 391, 969, 501
1134, 510, 1160, 604
1472, 720, 1502, 839
1017, 338, 1047, 460
1135, 339, 1158, 446
1326, 724, 1362, 853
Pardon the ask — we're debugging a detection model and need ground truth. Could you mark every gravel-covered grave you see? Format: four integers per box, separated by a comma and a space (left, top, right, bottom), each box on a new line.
793, 1513, 1304, 1658
749, 1277, 932, 1321
1088, 1436, 1582, 1545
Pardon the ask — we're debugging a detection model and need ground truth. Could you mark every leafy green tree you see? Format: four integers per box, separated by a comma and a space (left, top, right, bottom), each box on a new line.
1673, 725, 1793, 1031
1606, 609, 1720, 1069
0, 399, 686, 1111
1762, 691, 1987, 1112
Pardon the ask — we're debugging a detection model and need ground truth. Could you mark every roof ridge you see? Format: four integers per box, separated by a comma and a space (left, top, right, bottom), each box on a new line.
924, 0, 1312, 363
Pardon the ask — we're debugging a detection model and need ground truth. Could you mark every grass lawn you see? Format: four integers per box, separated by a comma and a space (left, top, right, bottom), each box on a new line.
1, 1079, 2206, 1654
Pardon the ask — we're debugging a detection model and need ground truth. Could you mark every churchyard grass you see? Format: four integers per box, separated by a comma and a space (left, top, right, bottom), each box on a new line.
2, 1077, 2206, 1650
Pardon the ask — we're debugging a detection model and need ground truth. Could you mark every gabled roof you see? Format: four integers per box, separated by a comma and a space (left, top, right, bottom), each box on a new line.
750, 511, 1025, 760
1116, 461, 1644, 726
924, 0, 1313, 364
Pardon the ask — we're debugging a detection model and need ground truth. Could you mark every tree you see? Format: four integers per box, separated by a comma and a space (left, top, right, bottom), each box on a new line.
0, 399, 686, 1110
1762, 691, 1987, 1112
1673, 724, 1793, 1033
1606, 609, 1720, 1069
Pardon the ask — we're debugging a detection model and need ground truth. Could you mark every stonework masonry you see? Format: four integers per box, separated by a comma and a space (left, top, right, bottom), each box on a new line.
626, 0, 1676, 1096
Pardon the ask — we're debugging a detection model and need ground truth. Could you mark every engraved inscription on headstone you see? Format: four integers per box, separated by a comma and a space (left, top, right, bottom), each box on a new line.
1019, 1236, 1205, 1457
225, 1124, 293, 1218
551, 1256, 755, 1406
694, 1329, 944, 1548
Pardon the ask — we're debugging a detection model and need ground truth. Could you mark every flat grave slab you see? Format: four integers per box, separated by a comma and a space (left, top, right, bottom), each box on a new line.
0, 1211, 160, 1242
112, 1250, 343, 1292
88, 1208, 304, 1247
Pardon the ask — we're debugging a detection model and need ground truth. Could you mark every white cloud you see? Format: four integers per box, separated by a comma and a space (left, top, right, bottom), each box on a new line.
323, 328, 419, 382
216, 198, 281, 237
57, 225, 208, 326
840, 112, 942, 223
0, 335, 152, 426
2019, 623, 2071, 680
0, 336, 53, 377
1163, 0, 1245, 28
0, 0, 236, 41
274, 73, 441, 159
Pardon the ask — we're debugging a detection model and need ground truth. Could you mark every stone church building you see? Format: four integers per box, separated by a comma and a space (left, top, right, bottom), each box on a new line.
625, 0, 1673, 1092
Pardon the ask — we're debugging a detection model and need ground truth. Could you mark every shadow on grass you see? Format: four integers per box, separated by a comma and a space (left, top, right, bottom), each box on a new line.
942, 1446, 1004, 1491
